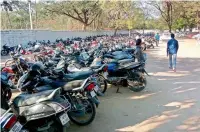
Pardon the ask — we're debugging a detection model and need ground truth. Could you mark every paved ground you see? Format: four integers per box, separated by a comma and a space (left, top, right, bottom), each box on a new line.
67, 39, 200, 132
1, 39, 200, 132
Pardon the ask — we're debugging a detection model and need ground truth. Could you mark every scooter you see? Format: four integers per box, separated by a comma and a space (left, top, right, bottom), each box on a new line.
0, 108, 27, 132
4, 88, 71, 132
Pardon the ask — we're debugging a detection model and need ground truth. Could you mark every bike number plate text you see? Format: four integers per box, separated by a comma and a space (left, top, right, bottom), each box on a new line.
59, 113, 70, 126
90, 91, 96, 97
9, 122, 22, 132
94, 86, 99, 92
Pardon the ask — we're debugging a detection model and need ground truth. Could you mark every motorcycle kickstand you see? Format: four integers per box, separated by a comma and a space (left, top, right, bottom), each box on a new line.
116, 86, 122, 94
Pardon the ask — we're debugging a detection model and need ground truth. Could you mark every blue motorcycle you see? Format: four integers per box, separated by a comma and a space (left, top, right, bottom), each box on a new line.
1, 44, 17, 56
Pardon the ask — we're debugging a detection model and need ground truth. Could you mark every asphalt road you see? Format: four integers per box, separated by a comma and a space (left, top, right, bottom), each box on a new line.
1, 39, 200, 132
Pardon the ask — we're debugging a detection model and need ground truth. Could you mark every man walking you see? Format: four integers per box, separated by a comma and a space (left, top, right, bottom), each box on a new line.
155, 33, 160, 46
167, 33, 179, 72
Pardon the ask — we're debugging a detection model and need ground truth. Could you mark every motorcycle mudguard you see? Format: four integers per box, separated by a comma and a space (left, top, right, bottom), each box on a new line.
19, 98, 71, 121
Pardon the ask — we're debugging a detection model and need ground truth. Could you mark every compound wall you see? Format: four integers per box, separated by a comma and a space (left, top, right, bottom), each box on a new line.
1, 30, 129, 47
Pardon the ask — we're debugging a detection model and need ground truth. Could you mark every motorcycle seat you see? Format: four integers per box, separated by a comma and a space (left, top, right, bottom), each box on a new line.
90, 65, 101, 69
13, 88, 61, 107
68, 64, 91, 73
118, 59, 134, 65
64, 70, 93, 81
118, 62, 141, 70
62, 80, 84, 91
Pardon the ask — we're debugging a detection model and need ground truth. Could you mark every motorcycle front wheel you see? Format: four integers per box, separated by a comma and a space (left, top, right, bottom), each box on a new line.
1, 50, 8, 56
128, 72, 147, 92
68, 98, 96, 126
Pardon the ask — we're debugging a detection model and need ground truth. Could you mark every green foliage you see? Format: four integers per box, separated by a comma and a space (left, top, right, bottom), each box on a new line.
45, 1, 101, 30
1, 1, 199, 31
172, 18, 186, 31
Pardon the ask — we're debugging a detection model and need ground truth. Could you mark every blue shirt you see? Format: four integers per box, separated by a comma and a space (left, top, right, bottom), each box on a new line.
155, 34, 160, 41
167, 38, 179, 54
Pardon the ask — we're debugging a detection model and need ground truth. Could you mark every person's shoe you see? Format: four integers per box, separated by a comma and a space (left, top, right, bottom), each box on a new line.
173, 68, 176, 72
169, 67, 172, 69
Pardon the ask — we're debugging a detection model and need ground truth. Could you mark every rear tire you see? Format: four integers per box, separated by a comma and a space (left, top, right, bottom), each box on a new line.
68, 98, 96, 126
97, 74, 107, 93
48, 121, 63, 132
128, 72, 147, 92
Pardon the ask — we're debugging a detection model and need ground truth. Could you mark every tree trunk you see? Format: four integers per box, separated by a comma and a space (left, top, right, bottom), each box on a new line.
6, 10, 12, 29
143, 22, 145, 34
129, 29, 131, 37
96, 15, 100, 30
35, 0, 37, 29
168, 23, 172, 33
114, 28, 118, 36
93, 19, 95, 30
82, 23, 87, 31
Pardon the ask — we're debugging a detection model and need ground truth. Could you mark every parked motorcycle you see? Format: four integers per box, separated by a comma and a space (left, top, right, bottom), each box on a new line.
1, 44, 17, 56
95, 56, 149, 93
16, 63, 100, 126
0, 108, 26, 132
2, 54, 33, 85
4, 88, 71, 132
1, 72, 14, 110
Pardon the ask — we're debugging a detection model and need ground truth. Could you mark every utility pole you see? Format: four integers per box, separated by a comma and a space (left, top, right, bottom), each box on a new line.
35, 0, 37, 29
28, 0, 33, 30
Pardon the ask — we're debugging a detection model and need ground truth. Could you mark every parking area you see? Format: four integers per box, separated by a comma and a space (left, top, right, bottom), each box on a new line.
1, 38, 200, 132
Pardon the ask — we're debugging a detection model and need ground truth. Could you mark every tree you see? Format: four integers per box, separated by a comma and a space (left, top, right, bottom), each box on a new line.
101, 1, 134, 35
1, 0, 13, 28
45, 1, 101, 30
172, 18, 186, 31
173, 1, 200, 31
148, 1, 173, 32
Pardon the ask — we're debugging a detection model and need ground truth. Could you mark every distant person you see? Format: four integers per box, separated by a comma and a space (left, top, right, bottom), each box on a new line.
155, 33, 160, 46
135, 39, 145, 63
167, 33, 179, 72
136, 35, 140, 40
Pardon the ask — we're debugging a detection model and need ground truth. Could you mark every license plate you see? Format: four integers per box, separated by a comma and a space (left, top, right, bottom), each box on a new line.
9, 122, 22, 132
59, 113, 70, 126
94, 86, 99, 92
90, 91, 96, 97
103, 72, 108, 79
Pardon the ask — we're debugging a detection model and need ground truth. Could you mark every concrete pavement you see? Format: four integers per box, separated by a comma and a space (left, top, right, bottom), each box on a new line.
1, 39, 200, 132
67, 39, 200, 132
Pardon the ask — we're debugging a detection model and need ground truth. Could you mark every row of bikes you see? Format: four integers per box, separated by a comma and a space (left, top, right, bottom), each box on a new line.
1, 35, 151, 132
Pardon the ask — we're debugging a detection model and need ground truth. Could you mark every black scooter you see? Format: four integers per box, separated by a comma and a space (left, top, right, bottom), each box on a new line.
4, 88, 71, 132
